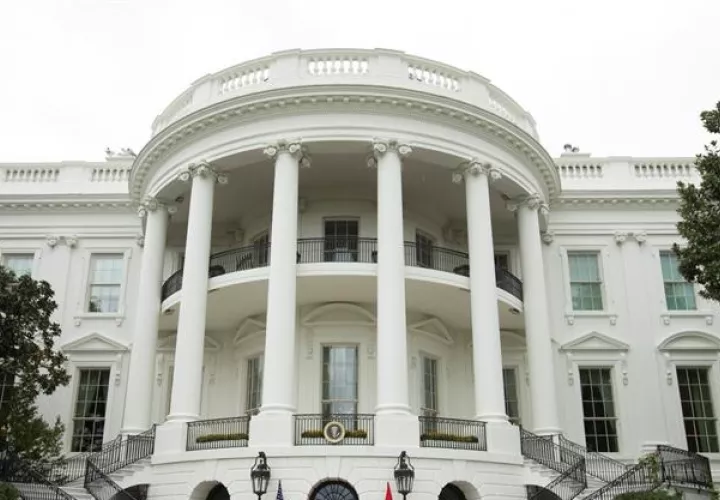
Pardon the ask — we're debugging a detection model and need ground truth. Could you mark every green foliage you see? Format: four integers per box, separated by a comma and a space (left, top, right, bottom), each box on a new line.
195, 432, 249, 443
638, 452, 661, 483
0, 265, 70, 462
419, 431, 479, 443
615, 489, 680, 500
0, 483, 20, 500
300, 429, 368, 439
675, 102, 720, 301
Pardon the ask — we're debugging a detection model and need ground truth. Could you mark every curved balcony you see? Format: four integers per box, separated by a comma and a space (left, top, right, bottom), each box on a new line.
161, 237, 523, 302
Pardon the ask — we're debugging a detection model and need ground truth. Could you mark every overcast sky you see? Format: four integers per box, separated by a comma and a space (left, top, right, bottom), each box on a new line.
0, 0, 718, 162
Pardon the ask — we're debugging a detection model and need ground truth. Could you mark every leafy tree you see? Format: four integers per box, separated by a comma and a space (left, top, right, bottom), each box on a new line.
0, 265, 70, 462
674, 102, 720, 301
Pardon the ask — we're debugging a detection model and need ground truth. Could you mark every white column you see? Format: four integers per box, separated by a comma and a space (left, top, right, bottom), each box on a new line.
454, 161, 508, 423
250, 140, 308, 447
372, 139, 412, 415
513, 195, 561, 435
121, 199, 170, 433
166, 162, 225, 422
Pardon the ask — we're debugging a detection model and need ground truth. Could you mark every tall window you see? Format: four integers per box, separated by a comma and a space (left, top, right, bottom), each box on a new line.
421, 356, 438, 416
661, 252, 696, 311
568, 252, 604, 311
503, 368, 521, 425
677, 367, 719, 452
253, 231, 270, 267
87, 254, 124, 313
324, 220, 359, 262
246, 355, 264, 415
494, 253, 510, 271
1, 253, 34, 277
579, 368, 618, 452
0, 372, 14, 425
72, 369, 110, 452
322, 346, 358, 416
415, 232, 434, 268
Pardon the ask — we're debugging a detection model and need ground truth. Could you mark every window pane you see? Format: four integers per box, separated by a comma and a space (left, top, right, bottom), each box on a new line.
416, 232, 434, 268
579, 368, 618, 452
323, 220, 359, 262
72, 368, 111, 452
88, 254, 124, 312
568, 252, 603, 311
2, 253, 34, 276
503, 368, 520, 425
677, 367, 718, 452
321, 346, 358, 416
246, 355, 264, 414
422, 357, 438, 414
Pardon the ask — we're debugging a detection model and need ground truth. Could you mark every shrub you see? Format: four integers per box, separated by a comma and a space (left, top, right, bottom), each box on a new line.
615, 489, 680, 500
195, 433, 249, 443
300, 429, 368, 439
420, 431, 479, 443
0, 483, 20, 500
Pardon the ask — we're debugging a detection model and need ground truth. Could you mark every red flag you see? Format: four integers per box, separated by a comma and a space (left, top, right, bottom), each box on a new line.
385, 482, 393, 500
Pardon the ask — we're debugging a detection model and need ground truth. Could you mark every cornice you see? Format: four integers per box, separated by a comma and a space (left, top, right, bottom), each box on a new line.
0, 195, 133, 213
129, 85, 560, 203
553, 190, 679, 209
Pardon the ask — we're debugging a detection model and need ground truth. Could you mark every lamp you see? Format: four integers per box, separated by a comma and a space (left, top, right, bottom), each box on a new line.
393, 451, 415, 500
250, 451, 271, 500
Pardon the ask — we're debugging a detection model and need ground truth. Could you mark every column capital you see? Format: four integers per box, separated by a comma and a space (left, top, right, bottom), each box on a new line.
367, 139, 412, 167
506, 193, 548, 213
177, 161, 229, 184
136, 197, 177, 218
452, 160, 501, 184
263, 140, 311, 167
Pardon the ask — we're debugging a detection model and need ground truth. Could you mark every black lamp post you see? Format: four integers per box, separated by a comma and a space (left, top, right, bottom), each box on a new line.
250, 451, 271, 500
393, 451, 415, 500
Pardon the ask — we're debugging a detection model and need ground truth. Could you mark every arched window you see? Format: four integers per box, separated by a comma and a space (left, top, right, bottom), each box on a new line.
439, 484, 466, 500
309, 480, 358, 500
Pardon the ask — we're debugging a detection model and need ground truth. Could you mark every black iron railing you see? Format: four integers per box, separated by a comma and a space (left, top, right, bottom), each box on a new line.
186, 416, 250, 451
161, 238, 525, 301
583, 455, 661, 500
294, 414, 375, 445
527, 457, 587, 500
558, 434, 628, 482
88, 426, 155, 475
85, 460, 140, 500
418, 416, 487, 451
657, 445, 713, 489
0, 447, 75, 500
520, 430, 587, 500
43, 436, 123, 485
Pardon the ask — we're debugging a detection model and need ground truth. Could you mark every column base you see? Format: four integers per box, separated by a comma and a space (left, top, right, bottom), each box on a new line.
249, 411, 294, 447
485, 421, 521, 455
375, 413, 420, 448
154, 420, 187, 456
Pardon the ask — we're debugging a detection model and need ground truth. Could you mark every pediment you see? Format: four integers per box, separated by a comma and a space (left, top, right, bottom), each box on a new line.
658, 331, 720, 352
157, 334, 221, 352
409, 317, 454, 345
234, 317, 266, 346
302, 303, 375, 326
62, 332, 128, 352
560, 332, 629, 352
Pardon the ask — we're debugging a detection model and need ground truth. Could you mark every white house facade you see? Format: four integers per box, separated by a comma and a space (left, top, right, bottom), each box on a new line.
0, 49, 717, 500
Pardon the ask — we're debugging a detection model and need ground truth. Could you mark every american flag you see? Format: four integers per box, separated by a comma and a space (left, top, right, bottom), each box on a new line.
276, 480, 284, 500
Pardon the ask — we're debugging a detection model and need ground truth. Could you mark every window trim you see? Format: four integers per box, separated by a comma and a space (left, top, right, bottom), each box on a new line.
674, 365, 719, 453
502, 365, 522, 426
577, 365, 621, 453
75, 248, 132, 323
560, 245, 617, 325
418, 352, 440, 416
319, 343, 360, 416
0, 248, 41, 278
653, 247, 712, 325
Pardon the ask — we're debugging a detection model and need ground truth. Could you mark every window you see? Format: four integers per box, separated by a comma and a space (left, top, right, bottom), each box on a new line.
415, 232, 434, 268
421, 356, 438, 416
324, 220, 359, 262
495, 253, 509, 271
1, 253, 34, 277
503, 368, 521, 425
72, 369, 110, 452
661, 252, 696, 311
87, 254, 124, 313
677, 367, 719, 452
253, 232, 270, 267
246, 355, 264, 415
579, 368, 618, 452
321, 346, 358, 416
568, 252, 604, 311
164, 366, 174, 421
0, 372, 14, 424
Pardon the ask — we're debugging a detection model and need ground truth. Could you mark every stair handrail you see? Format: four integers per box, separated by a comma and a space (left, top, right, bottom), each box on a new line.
583, 452, 662, 500
45, 435, 123, 485
656, 445, 713, 489
528, 455, 587, 500
520, 428, 583, 474
0, 445, 76, 500
557, 434, 628, 482
84, 460, 141, 500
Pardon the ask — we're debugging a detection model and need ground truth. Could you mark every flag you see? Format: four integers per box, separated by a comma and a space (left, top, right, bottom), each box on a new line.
277, 480, 284, 500
385, 482, 393, 500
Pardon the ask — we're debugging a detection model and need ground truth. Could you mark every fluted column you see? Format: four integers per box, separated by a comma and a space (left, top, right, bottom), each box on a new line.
370, 138, 413, 415
121, 199, 171, 433
510, 194, 561, 435
453, 160, 508, 423
259, 140, 309, 414
166, 162, 226, 422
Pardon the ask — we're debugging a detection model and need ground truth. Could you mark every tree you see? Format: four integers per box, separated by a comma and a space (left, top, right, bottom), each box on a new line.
0, 265, 70, 462
674, 102, 720, 301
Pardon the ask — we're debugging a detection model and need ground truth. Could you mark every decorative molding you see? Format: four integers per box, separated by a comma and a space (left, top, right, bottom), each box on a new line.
632, 231, 647, 244
442, 220, 467, 246
46, 235, 59, 248
614, 231, 628, 245
366, 138, 412, 168
554, 195, 678, 209
263, 139, 311, 168
157, 334, 221, 352
301, 302, 375, 326
65, 235, 78, 248
541, 231, 554, 245
61, 332, 129, 352
233, 317, 267, 346
136, 234, 145, 247
452, 159, 501, 184
409, 317, 454, 345
176, 161, 229, 184
136, 197, 175, 218
658, 330, 720, 352
565, 352, 574, 385
506, 193, 543, 212
559, 331, 630, 352
620, 353, 629, 385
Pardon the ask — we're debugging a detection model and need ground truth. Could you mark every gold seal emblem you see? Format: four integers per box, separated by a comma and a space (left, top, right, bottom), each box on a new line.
322, 421, 346, 443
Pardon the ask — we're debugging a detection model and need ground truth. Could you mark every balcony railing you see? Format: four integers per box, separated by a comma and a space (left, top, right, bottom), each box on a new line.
186, 416, 250, 451
294, 413, 375, 446
419, 415, 487, 451
161, 237, 523, 301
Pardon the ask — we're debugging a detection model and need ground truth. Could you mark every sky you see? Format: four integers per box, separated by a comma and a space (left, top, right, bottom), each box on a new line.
0, 0, 718, 162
